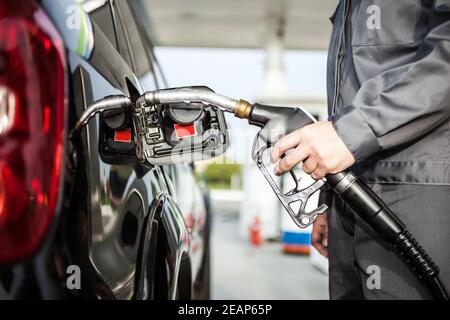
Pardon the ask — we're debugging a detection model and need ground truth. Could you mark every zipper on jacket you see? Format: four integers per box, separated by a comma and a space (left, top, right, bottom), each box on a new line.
332, 0, 350, 115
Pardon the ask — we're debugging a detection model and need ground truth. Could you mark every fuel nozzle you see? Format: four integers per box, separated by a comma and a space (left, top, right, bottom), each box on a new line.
71, 87, 295, 134
139, 87, 258, 122
140, 87, 311, 130
141, 87, 240, 114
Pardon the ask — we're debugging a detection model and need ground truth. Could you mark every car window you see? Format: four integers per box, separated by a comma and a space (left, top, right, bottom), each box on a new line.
114, 1, 153, 78
108, 3, 133, 70
88, 1, 118, 50
129, 0, 165, 89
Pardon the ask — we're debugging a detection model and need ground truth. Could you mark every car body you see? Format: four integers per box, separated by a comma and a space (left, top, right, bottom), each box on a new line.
0, 0, 211, 299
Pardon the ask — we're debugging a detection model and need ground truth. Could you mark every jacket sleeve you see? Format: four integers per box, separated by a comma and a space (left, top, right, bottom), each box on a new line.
331, 6, 450, 162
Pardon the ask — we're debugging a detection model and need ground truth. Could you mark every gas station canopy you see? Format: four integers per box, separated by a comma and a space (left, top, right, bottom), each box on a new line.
142, 0, 339, 50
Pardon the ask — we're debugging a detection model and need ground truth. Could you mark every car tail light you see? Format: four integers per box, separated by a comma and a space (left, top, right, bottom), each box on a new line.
0, 1, 67, 263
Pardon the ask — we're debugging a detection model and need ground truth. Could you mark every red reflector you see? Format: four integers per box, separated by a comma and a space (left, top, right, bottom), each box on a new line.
174, 123, 197, 138
114, 129, 132, 142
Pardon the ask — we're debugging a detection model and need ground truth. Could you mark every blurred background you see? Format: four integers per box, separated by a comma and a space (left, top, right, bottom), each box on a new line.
145, 0, 338, 299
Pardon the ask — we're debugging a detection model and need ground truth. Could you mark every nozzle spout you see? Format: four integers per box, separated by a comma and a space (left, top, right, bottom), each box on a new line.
74, 95, 132, 131
143, 88, 240, 113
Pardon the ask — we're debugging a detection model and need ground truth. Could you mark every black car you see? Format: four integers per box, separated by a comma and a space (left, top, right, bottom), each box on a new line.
0, 0, 216, 299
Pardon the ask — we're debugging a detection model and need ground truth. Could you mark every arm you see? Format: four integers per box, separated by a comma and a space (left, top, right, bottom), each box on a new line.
332, 7, 450, 161
272, 4, 450, 179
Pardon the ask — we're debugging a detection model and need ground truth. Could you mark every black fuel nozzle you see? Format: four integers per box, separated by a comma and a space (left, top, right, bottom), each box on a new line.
233, 101, 318, 145
246, 103, 295, 127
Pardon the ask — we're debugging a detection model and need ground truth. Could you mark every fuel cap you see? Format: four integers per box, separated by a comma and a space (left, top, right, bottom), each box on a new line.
167, 102, 204, 125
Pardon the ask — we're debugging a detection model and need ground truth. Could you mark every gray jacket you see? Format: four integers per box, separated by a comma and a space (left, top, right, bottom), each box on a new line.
328, 0, 450, 184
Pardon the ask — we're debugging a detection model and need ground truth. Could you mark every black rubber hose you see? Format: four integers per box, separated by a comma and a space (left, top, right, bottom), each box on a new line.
394, 231, 448, 300
327, 172, 449, 300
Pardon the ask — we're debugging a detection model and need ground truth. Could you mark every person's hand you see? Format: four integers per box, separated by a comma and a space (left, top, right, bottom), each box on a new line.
270, 121, 355, 179
312, 213, 328, 257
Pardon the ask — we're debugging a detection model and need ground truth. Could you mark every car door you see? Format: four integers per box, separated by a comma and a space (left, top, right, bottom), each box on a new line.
113, 1, 199, 299
65, 0, 170, 299
123, 1, 207, 288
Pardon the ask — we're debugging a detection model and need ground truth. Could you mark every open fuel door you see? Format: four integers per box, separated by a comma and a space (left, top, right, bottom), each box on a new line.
133, 86, 229, 165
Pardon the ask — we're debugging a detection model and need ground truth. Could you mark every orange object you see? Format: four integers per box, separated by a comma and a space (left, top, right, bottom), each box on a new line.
282, 244, 310, 255
250, 216, 263, 247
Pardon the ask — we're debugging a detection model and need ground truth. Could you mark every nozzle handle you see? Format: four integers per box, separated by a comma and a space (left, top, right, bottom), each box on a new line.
248, 103, 317, 145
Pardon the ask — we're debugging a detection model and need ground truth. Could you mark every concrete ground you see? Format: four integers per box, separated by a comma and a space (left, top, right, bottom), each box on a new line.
211, 213, 329, 300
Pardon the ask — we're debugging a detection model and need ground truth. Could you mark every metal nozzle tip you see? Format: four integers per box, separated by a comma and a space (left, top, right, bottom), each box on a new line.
73, 95, 132, 133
